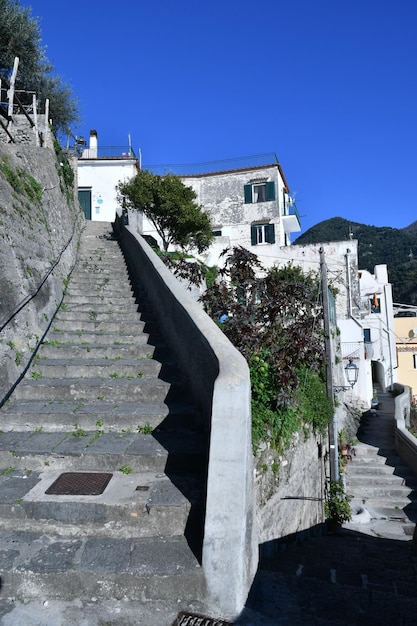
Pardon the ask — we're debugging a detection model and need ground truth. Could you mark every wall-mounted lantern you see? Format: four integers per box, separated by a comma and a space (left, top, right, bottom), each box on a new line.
334, 359, 359, 392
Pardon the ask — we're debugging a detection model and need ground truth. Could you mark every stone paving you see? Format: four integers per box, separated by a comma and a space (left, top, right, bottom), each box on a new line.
235, 390, 417, 625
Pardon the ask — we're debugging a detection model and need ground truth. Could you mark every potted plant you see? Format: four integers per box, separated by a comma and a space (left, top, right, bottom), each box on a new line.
324, 479, 352, 530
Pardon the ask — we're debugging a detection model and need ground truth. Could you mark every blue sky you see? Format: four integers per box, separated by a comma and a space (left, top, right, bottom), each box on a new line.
22, 0, 417, 235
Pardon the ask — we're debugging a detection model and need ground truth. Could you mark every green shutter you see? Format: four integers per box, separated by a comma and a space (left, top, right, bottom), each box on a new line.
244, 184, 253, 204
266, 224, 275, 244
251, 225, 257, 245
266, 181, 275, 201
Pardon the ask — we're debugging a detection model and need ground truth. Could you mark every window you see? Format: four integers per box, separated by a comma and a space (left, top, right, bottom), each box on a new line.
364, 328, 371, 343
212, 230, 222, 237
413, 354, 417, 369
370, 297, 381, 314
251, 223, 275, 245
244, 181, 275, 203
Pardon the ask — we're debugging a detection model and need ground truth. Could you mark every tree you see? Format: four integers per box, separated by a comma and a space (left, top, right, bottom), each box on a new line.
0, 0, 79, 133
117, 170, 213, 253
199, 247, 333, 452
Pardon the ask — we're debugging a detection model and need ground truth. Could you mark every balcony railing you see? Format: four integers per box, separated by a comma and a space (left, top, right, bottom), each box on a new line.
78, 146, 137, 159
144, 153, 279, 176
282, 202, 301, 233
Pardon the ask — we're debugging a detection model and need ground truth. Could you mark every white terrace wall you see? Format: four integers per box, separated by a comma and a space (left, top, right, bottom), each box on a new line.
78, 158, 137, 222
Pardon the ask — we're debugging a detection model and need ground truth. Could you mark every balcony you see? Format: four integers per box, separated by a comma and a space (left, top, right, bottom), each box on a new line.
79, 146, 137, 160
282, 202, 301, 234
144, 153, 279, 176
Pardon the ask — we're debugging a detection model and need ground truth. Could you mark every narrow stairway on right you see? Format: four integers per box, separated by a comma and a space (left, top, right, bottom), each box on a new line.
345, 388, 417, 540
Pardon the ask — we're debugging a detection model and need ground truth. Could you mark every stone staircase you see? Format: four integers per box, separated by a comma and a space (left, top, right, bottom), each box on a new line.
0, 221, 212, 625
345, 389, 417, 539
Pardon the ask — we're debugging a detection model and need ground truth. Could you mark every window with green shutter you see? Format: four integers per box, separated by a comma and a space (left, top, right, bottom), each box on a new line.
244, 181, 275, 203
251, 223, 275, 245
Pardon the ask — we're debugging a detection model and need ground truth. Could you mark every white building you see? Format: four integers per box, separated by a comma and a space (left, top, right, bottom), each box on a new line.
77, 130, 138, 222
138, 155, 301, 267
279, 241, 397, 409
358, 265, 397, 393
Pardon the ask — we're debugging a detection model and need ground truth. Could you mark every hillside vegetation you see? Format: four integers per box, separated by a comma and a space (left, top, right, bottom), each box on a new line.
294, 217, 417, 304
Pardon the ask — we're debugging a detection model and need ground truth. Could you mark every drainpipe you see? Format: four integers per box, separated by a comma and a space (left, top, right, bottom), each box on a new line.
346, 249, 352, 318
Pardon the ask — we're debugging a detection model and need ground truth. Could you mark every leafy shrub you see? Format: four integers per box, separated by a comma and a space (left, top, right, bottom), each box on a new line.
200, 246, 331, 454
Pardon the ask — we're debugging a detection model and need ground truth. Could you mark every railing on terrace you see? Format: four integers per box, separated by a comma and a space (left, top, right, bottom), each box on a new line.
284, 202, 301, 225
143, 152, 279, 176
341, 342, 362, 361
78, 146, 137, 159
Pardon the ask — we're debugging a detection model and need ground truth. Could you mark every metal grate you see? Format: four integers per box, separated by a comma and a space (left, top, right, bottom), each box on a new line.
45, 472, 113, 496
173, 612, 232, 626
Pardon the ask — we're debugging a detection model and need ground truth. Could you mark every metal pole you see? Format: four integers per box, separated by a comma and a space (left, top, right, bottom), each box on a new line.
320, 247, 339, 482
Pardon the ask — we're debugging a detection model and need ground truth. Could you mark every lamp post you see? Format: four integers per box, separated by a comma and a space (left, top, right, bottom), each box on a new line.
320, 247, 360, 483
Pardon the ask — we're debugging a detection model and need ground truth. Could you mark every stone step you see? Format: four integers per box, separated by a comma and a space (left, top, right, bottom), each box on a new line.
349, 498, 417, 521
28, 357, 163, 380
346, 473, 417, 488
63, 291, 147, 307
346, 463, 413, 477
0, 529, 206, 604
66, 277, 133, 288
13, 376, 176, 402
0, 399, 197, 432
57, 302, 139, 314
0, 468, 197, 537
353, 444, 398, 459
0, 430, 208, 474
346, 482, 417, 499
44, 329, 154, 346
51, 318, 147, 333
39, 342, 155, 360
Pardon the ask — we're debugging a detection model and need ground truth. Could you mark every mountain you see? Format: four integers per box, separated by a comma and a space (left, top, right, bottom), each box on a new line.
293, 217, 417, 305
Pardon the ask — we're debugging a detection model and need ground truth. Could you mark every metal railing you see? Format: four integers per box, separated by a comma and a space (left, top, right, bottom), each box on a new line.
283, 202, 301, 226
78, 146, 137, 159
144, 152, 279, 176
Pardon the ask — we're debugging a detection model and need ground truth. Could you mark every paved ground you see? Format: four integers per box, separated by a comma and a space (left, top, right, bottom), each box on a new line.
235, 391, 417, 625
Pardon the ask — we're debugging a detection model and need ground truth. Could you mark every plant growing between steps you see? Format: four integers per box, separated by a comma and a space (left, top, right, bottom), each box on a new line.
324, 479, 352, 526
137, 423, 153, 434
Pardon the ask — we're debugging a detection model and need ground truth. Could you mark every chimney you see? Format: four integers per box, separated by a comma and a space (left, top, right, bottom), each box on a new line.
89, 129, 98, 158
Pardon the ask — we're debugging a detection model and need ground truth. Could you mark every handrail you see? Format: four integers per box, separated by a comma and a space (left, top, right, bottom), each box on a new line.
0, 211, 83, 332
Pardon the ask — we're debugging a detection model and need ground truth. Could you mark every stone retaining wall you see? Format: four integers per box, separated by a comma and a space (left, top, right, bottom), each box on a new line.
0, 141, 83, 403
394, 384, 417, 475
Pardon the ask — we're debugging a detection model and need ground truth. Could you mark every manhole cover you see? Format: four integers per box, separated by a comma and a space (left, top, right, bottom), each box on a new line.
45, 472, 113, 496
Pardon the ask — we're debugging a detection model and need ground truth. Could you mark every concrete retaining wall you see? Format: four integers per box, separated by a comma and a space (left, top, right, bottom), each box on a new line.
394, 384, 417, 476
114, 215, 258, 620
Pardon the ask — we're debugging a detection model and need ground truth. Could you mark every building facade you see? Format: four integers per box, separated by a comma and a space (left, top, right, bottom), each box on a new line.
394, 314, 417, 404
77, 130, 138, 222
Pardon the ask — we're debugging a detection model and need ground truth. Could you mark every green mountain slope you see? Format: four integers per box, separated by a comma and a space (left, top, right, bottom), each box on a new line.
293, 217, 417, 304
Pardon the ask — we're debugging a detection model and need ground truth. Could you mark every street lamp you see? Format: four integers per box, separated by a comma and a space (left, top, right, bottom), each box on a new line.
334, 359, 359, 392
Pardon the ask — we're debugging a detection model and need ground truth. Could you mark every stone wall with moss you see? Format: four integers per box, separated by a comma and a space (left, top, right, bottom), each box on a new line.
0, 141, 84, 402
255, 429, 327, 550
